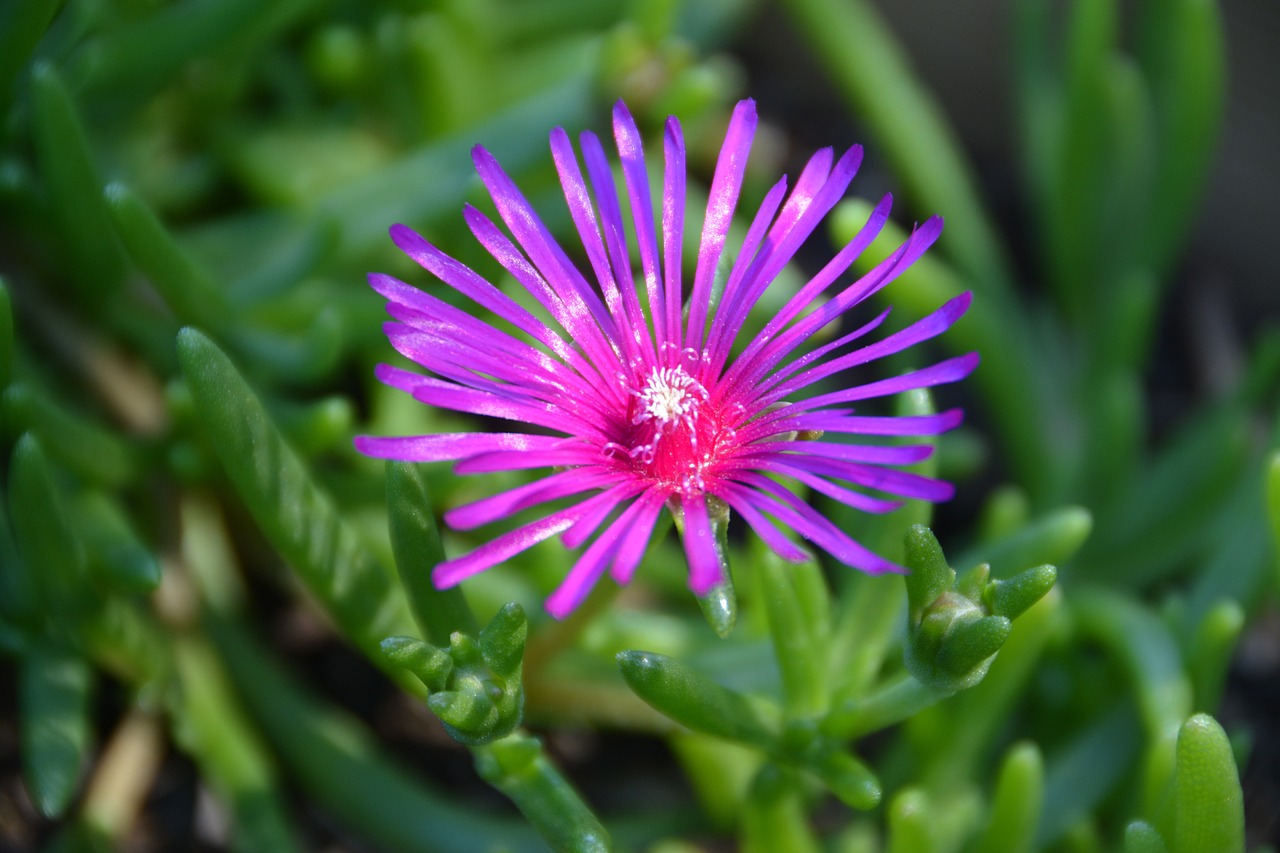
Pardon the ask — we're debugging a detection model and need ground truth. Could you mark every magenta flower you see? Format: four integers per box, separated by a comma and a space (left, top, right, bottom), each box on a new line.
356, 99, 977, 618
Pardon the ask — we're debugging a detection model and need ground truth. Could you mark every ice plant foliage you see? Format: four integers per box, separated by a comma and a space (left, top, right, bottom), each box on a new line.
356, 99, 977, 617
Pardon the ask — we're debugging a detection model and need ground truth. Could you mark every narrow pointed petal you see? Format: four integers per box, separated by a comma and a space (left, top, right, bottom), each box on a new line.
680, 491, 723, 594
353, 432, 559, 462
433, 504, 588, 587
662, 117, 687, 347
610, 488, 668, 585
686, 99, 757, 352
613, 101, 666, 349
546, 492, 656, 617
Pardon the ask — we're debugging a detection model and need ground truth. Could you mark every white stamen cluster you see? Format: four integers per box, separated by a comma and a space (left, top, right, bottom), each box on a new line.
635, 366, 706, 428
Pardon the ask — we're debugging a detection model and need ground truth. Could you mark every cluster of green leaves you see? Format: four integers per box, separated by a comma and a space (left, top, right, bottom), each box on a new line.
0, 0, 1275, 852
785, 0, 1276, 849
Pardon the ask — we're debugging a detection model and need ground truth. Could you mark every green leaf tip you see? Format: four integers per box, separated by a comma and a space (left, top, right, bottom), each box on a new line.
695, 579, 737, 638
903, 526, 1057, 693
8, 434, 92, 626
617, 649, 778, 748
479, 601, 527, 678
1124, 821, 1169, 853
176, 327, 412, 662
977, 741, 1044, 853
904, 524, 956, 623
986, 564, 1058, 620
936, 616, 1012, 680
21, 643, 93, 818
807, 749, 881, 811
1173, 713, 1243, 853
379, 636, 452, 692
384, 603, 527, 746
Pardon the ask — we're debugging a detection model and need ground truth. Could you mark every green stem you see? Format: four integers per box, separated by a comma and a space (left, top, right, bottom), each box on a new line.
759, 550, 827, 718
474, 732, 613, 853
822, 673, 947, 741
209, 615, 546, 853
741, 764, 822, 853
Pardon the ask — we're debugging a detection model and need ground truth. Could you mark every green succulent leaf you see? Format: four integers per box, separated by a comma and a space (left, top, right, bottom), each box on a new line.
479, 601, 528, 680
804, 749, 880, 811
961, 507, 1091, 578
617, 649, 779, 749
1137, 0, 1227, 276
1187, 599, 1244, 713
886, 788, 937, 853
986, 564, 1058, 621
741, 764, 822, 853
379, 636, 453, 693
1124, 821, 1169, 853
759, 548, 826, 718
20, 641, 93, 818
107, 185, 231, 332
1172, 714, 1244, 853
2, 385, 138, 488
176, 328, 414, 666
75, 492, 161, 594
1267, 451, 1280, 584
935, 615, 1011, 685
976, 741, 1044, 853
473, 732, 613, 853
904, 525, 955, 624
29, 63, 128, 305
7, 434, 93, 632
386, 460, 476, 646
429, 686, 499, 734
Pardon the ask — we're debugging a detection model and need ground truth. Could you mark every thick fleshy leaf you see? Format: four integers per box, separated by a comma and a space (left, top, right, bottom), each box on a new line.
20, 642, 92, 818
386, 461, 477, 646
1173, 714, 1244, 853
617, 650, 778, 749
975, 742, 1044, 853
7, 435, 92, 629
177, 328, 414, 662
75, 491, 161, 593
2, 384, 138, 488
106, 183, 231, 331
30, 64, 127, 305
473, 732, 613, 853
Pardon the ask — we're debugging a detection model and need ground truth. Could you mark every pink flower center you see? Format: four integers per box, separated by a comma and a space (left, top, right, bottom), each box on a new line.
608, 365, 736, 493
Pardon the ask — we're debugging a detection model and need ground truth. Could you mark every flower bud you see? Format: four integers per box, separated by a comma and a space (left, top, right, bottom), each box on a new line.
903, 526, 1055, 694
380, 602, 527, 746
